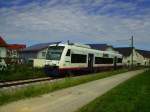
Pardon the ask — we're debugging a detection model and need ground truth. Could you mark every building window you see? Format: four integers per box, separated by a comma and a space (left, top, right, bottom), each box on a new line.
42, 52, 46, 57
137, 63, 141, 66
95, 57, 113, 64
71, 54, 87, 63
66, 49, 71, 56
117, 58, 122, 63
13, 50, 17, 56
127, 60, 130, 63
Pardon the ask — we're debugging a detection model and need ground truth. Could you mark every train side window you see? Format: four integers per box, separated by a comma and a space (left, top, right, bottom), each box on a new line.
95, 57, 103, 64
66, 49, 71, 56
95, 57, 113, 64
71, 54, 87, 63
103, 58, 113, 64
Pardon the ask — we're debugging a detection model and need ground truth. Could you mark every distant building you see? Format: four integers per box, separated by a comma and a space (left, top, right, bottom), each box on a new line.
0, 36, 7, 58
115, 47, 139, 66
88, 44, 118, 53
0, 36, 26, 65
20, 42, 58, 62
115, 47, 150, 66
137, 49, 150, 66
7, 44, 26, 58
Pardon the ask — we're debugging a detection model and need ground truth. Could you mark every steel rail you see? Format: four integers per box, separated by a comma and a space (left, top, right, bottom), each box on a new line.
0, 77, 53, 88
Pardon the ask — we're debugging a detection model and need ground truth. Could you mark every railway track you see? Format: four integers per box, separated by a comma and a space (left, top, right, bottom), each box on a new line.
0, 68, 130, 89
0, 77, 53, 88
0, 73, 89, 89
0, 74, 88, 90
0, 72, 92, 89
0, 71, 113, 89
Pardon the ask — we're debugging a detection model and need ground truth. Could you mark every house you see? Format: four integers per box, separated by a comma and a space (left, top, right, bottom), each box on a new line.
0, 36, 7, 69
87, 44, 118, 54
115, 47, 138, 66
7, 44, 26, 58
0, 36, 26, 59
20, 42, 58, 67
0, 36, 7, 58
20, 42, 58, 62
0, 36, 26, 65
136, 49, 150, 66
115, 47, 150, 66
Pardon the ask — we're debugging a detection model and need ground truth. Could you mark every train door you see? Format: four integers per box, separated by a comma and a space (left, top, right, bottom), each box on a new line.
88, 54, 94, 70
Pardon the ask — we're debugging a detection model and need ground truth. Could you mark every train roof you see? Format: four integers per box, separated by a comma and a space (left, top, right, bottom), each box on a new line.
49, 43, 91, 48
49, 43, 122, 57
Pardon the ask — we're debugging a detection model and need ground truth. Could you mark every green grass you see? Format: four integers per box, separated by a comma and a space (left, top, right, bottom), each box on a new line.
0, 69, 129, 106
0, 64, 47, 82
77, 69, 150, 112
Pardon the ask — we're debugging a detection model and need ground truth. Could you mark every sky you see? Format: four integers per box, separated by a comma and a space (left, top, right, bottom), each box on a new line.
0, 0, 150, 50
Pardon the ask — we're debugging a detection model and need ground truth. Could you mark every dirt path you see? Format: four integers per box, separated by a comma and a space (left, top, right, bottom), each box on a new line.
0, 70, 144, 112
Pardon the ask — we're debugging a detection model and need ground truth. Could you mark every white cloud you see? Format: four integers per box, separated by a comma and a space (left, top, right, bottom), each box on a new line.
0, 0, 150, 49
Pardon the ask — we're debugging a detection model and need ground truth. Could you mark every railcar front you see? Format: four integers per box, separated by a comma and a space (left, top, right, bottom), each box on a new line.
44, 44, 66, 77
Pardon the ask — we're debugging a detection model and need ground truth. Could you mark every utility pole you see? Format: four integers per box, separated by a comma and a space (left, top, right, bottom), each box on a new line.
131, 36, 134, 69
116, 36, 134, 68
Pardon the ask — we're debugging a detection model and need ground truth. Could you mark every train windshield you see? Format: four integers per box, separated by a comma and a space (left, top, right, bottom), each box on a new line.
46, 46, 64, 60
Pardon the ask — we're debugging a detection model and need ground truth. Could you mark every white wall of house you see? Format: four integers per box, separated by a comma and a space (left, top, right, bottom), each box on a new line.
37, 48, 47, 59
33, 59, 46, 68
143, 58, 150, 66
0, 47, 7, 58
20, 51, 37, 62
32, 48, 47, 67
122, 49, 149, 66
20, 48, 47, 64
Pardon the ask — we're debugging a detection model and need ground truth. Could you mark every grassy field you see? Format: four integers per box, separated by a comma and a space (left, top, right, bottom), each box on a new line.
77, 69, 150, 112
0, 64, 47, 82
0, 69, 129, 106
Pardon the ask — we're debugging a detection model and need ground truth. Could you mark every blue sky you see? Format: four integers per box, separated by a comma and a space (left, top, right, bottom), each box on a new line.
0, 0, 150, 50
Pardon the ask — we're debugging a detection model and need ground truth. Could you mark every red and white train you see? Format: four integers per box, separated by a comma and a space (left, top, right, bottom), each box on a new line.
44, 43, 123, 76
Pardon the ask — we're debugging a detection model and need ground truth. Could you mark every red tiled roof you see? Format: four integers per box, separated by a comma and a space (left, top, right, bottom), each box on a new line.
0, 36, 26, 50
0, 36, 7, 47
7, 44, 26, 50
